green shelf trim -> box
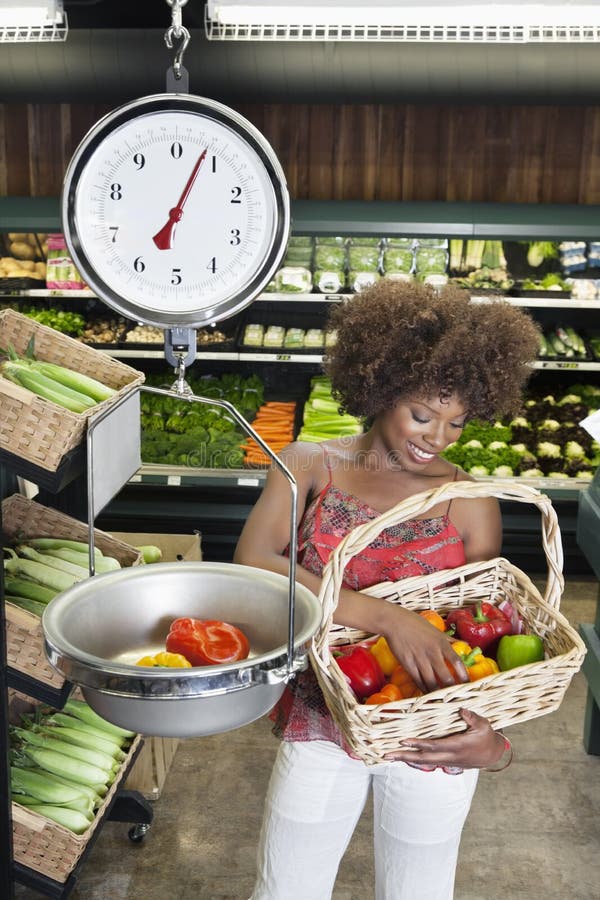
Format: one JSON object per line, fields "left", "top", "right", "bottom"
{"left": 2, "top": 196, "right": 600, "bottom": 240}
{"left": 290, "top": 199, "right": 600, "bottom": 240}
{"left": 0, "top": 196, "right": 61, "bottom": 230}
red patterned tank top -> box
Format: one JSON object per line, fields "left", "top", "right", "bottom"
{"left": 272, "top": 453, "right": 466, "bottom": 748}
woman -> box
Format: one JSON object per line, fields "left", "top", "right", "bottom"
{"left": 235, "top": 280, "right": 540, "bottom": 900}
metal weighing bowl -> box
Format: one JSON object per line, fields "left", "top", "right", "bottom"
{"left": 42, "top": 562, "right": 322, "bottom": 738}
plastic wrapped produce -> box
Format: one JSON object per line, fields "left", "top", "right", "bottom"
{"left": 325, "top": 329, "right": 338, "bottom": 347}
{"left": 313, "top": 270, "right": 345, "bottom": 293}
{"left": 263, "top": 325, "right": 285, "bottom": 347}
{"left": 315, "top": 236, "right": 346, "bottom": 246}
{"left": 415, "top": 238, "right": 449, "bottom": 249}
{"left": 348, "top": 236, "right": 381, "bottom": 247}
{"left": 587, "top": 242, "right": 600, "bottom": 268}
{"left": 314, "top": 245, "right": 346, "bottom": 270}
{"left": 243, "top": 323, "right": 265, "bottom": 346}
{"left": 386, "top": 237, "right": 414, "bottom": 249}
{"left": 288, "top": 235, "right": 314, "bottom": 247}
{"left": 275, "top": 266, "right": 313, "bottom": 293}
{"left": 566, "top": 279, "right": 599, "bottom": 300}
{"left": 304, "top": 328, "right": 325, "bottom": 348}
{"left": 347, "top": 245, "right": 380, "bottom": 272}
{"left": 347, "top": 271, "right": 380, "bottom": 293}
{"left": 414, "top": 247, "right": 448, "bottom": 275}
{"left": 284, "top": 327, "right": 305, "bottom": 348}
{"left": 559, "top": 242, "right": 587, "bottom": 274}
{"left": 382, "top": 248, "right": 414, "bottom": 275}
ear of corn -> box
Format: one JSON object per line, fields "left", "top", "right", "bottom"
{"left": 24, "top": 360, "right": 116, "bottom": 402}
{"left": 4, "top": 595, "right": 47, "bottom": 616}
{"left": 27, "top": 538, "right": 104, "bottom": 558}
{"left": 18, "top": 803, "right": 93, "bottom": 834}
{"left": 41, "top": 547, "right": 121, "bottom": 573}
{"left": 3, "top": 576, "right": 58, "bottom": 604}
{"left": 63, "top": 698, "right": 135, "bottom": 739}
{"left": 3, "top": 548, "right": 80, "bottom": 592}
{"left": 2, "top": 361, "right": 97, "bottom": 413}
{"left": 15, "top": 545, "right": 89, "bottom": 579}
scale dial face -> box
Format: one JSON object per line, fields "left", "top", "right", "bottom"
{"left": 62, "top": 95, "right": 290, "bottom": 328}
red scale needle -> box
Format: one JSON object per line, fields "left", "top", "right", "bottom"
{"left": 153, "top": 148, "right": 208, "bottom": 250}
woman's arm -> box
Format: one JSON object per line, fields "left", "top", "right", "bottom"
{"left": 235, "top": 445, "right": 472, "bottom": 692}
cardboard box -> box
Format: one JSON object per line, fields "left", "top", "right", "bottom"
{"left": 109, "top": 531, "right": 202, "bottom": 562}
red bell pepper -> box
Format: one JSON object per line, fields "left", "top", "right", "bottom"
{"left": 334, "top": 645, "right": 385, "bottom": 700}
{"left": 445, "top": 601, "right": 512, "bottom": 653}
{"left": 166, "top": 617, "right": 250, "bottom": 666}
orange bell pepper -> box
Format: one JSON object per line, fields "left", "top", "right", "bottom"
{"left": 419, "top": 609, "right": 447, "bottom": 632}
{"left": 364, "top": 683, "right": 405, "bottom": 704}
{"left": 390, "top": 664, "right": 423, "bottom": 698}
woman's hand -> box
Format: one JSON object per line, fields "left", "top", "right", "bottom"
{"left": 383, "top": 708, "right": 507, "bottom": 769}
{"left": 378, "top": 604, "right": 469, "bottom": 692}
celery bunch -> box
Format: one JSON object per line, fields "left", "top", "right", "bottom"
{"left": 297, "top": 377, "right": 363, "bottom": 443}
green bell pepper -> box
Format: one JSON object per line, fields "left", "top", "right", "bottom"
{"left": 496, "top": 634, "right": 545, "bottom": 671}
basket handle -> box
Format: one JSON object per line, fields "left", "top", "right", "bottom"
{"left": 316, "top": 478, "right": 563, "bottom": 634}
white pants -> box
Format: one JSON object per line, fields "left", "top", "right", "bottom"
{"left": 250, "top": 740, "right": 479, "bottom": 900}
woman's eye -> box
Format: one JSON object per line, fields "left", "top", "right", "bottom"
{"left": 451, "top": 422, "right": 466, "bottom": 430}
{"left": 412, "top": 413, "right": 429, "bottom": 424}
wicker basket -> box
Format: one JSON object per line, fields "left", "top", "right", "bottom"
{"left": 9, "top": 691, "right": 142, "bottom": 883}
{"left": 0, "top": 308, "right": 144, "bottom": 471}
{"left": 3, "top": 493, "right": 142, "bottom": 689}
{"left": 310, "top": 480, "right": 587, "bottom": 765}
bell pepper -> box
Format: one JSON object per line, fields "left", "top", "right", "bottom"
{"left": 364, "top": 682, "right": 405, "bottom": 704}
{"left": 496, "top": 633, "right": 545, "bottom": 670}
{"left": 445, "top": 601, "right": 512, "bottom": 653}
{"left": 166, "top": 617, "right": 250, "bottom": 666}
{"left": 135, "top": 651, "right": 192, "bottom": 668}
{"left": 369, "top": 636, "right": 400, "bottom": 676}
{"left": 390, "top": 664, "right": 423, "bottom": 698}
{"left": 447, "top": 640, "right": 499, "bottom": 682}
{"left": 419, "top": 609, "right": 447, "bottom": 632}
{"left": 334, "top": 645, "right": 385, "bottom": 700}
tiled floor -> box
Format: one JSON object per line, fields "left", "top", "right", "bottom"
{"left": 11, "top": 579, "right": 600, "bottom": 900}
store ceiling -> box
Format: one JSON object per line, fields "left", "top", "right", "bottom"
{"left": 3, "top": 0, "right": 600, "bottom": 104}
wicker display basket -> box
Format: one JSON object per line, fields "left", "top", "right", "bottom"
{"left": 310, "top": 480, "right": 587, "bottom": 765}
{"left": 0, "top": 308, "right": 144, "bottom": 471}
{"left": 3, "top": 493, "right": 142, "bottom": 689}
{"left": 9, "top": 690, "right": 142, "bottom": 884}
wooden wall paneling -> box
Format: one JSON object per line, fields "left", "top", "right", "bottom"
{"left": 27, "top": 104, "right": 67, "bottom": 196}
{"left": 479, "top": 106, "right": 517, "bottom": 203}
{"left": 539, "top": 106, "right": 581, "bottom": 205}
{"left": 2, "top": 105, "right": 31, "bottom": 196}
{"left": 327, "top": 105, "right": 380, "bottom": 201}
{"left": 442, "top": 105, "right": 488, "bottom": 202}
{"left": 306, "top": 105, "right": 337, "bottom": 200}
{"left": 376, "top": 106, "right": 407, "bottom": 201}
{"left": 399, "top": 105, "right": 446, "bottom": 201}
{"left": 578, "top": 106, "right": 600, "bottom": 206}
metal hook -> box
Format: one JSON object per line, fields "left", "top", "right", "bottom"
{"left": 165, "top": 24, "right": 191, "bottom": 79}
{"left": 164, "top": 0, "right": 190, "bottom": 80}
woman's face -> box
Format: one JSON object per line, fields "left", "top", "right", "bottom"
{"left": 376, "top": 394, "right": 467, "bottom": 470}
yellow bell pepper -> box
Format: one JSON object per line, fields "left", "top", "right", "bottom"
{"left": 135, "top": 651, "right": 192, "bottom": 668}
{"left": 449, "top": 640, "right": 499, "bottom": 682}
{"left": 369, "top": 636, "right": 400, "bottom": 676}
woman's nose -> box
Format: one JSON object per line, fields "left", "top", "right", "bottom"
{"left": 424, "top": 422, "right": 448, "bottom": 449}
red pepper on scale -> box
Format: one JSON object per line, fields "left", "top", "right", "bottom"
{"left": 445, "top": 601, "right": 512, "bottom": 654}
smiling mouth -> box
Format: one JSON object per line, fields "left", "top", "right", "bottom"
{"left": 407, "top": 441, "right": 436, "bottom": 462}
